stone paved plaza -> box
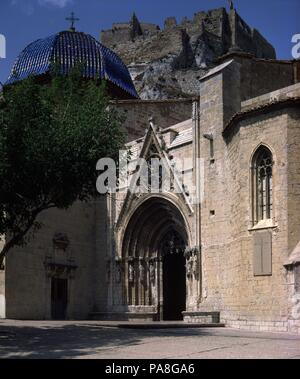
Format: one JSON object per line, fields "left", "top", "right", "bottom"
{"left": 0, "top": 320, "right": 299, "bottom": 359}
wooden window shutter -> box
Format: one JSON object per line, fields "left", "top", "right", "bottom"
{"left": 253, "top": 231, "right": 272, "bottom": 276}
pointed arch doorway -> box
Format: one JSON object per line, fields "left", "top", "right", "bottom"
{"left": 121, "top": 196, "right": 189, "bottom": 321}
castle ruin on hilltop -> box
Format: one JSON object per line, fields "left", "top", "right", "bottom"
{"left": 101, "top": 6, "right": 276, "bottom": 99}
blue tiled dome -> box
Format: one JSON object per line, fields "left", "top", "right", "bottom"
{"left": 6, "top": 30, "right": 138, "bottom": 99}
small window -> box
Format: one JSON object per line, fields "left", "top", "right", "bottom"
{"left": 252, "top": 146, "right": 273, "bottom": 224}
{"left": 210, "top": 140, "right": 215, "bottom": 163}
{"left": 203, "top": 134, "right": 214, "bottom": 163}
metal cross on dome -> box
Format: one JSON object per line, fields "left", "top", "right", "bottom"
{"left": 66, "top": 12, "right": 80, "bottom": 31}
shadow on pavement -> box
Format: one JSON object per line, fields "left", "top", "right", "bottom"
{"left": 0, "top": 323, "right": 213, "bottom": 359}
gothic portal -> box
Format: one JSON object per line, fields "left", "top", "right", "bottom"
{"left": 118, "top": 197, "right": 190, "bottom": 321}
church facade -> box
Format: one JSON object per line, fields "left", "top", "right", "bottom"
{"left": 1, "top": 7, "right": 300, "bottom": 334}
{"left": 98, "top": 55, "right": 300, "bottom": 333}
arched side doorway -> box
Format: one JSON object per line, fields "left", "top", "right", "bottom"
{"left": 121, "top": 197, "right": 189, "bottom": 321}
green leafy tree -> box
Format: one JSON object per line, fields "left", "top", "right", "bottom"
{"left": 0, "top": 69, "right": 125, "bottom": 266}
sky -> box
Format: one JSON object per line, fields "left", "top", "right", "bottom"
{"left": 0, "top": 0, "right": 299, "bottom": 84}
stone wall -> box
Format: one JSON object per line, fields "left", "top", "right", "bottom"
{"left": 234, "top": 55, "right": 297, "bottom": 102}
{"left": 5, "top": 201, "right": 98, "bottom": 320}
{"left": 222, "top": 110, "right": 289, "bottom": 330}
{"left": 101, "top": 21, "right": 159, "bottom": 48}
{"left": 230, "top": 10, "right": 275, "bottom": 58}
{"left": 112, "top": 99, "right": 194, "bottom": 140}
{"left": 286, "top": 107, "right": 300, "bottom": 334}
{"left": 198, "top": 62, "right": 300, "bottom": 333}
{"left": 198, "top": 63, "right": 235, "bottom": 317}
{"left": 93, "top": 196, "right": 110, "bottom": 313}
{"left": 242, "top": 82, "right": 300, "bottom": 111}
{"left": 287, "top": 106, "right": 300, "bottom": 256}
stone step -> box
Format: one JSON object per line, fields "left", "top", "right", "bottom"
{"left": 90, "top": 312, "right": 157, "bottom": 322}
{"left": 89, "top": 310, "right": 224, "bottom": 329}
{"left": 90, "top": 311, "right": 222, "bottom": 325}
{"left": 89, "top": 321, "right": 225, "bottom": 330}
{"left": 183, "top": 311, "right": 221, "bottom": 324}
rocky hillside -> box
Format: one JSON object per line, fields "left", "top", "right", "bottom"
{"left": 101, "top": 7, "right": 276, "bottom": 100}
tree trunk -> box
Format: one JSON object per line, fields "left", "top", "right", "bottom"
{"left": 0, "top": 205, "right": 56, "bottom": 267}
{"left": 0, "top": 224, "right": 35, "bottom": 267}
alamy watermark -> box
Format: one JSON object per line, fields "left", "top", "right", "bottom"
{"left": 292, "top": 34, "right": 300, "bottom": 59}
{"left": 96, "top": 151, "right": 205, "bottom": 205}
{"left": 0, "top": 34, "right": 6, "bottom": 59}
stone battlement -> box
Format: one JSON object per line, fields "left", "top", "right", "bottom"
{"left": 101, "top": 7, "right": 276, "bottom": 62}
{"left": 101, "top": 16, "right": 160, "bottom": 48}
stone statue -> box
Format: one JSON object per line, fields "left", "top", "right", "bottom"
{"left": 193, "top": 254, "right": 198, "bottom": 278}
{"left": 149, "top": 261, "right": 156, "bottom": 283}
{"left": 139, "top": 261, "right": 145, "bottom": 284}
{"left": 129, "top": 262, "right": 135, "bottom": 283}
{"left": 187, "top": 258, "right": 193, "bottom": 279}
